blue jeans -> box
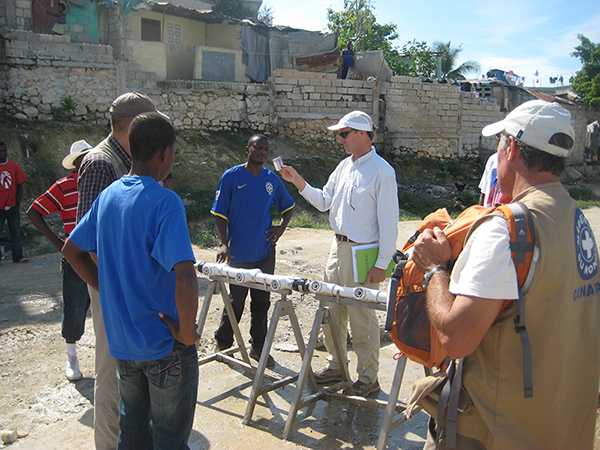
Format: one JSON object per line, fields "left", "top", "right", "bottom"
{"left": 117, "top": 342, "right": 199, "bottom": 450}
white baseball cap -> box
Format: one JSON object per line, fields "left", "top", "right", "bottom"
{"left": 327, "top": 110, "right": 374, "bottom": 132}
{"left": 481, "top": 99, "right": 574, "bottom": 157}
{"left": 62, "top": 139, "right": 93, "bottom": 170}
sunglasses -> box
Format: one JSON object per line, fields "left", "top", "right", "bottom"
{"left": 337, "top": 129, "right": 356, "bottom": 139}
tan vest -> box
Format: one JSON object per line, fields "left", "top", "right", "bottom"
{"left": 458, "top": 183, "right": 600, "bottom": 450}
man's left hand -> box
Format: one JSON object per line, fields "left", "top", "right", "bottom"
{"left": 412, "top": 227, "right": 452, "bottom": 271}
{"left": 367, "top": 266, "right": 386, "bottom": 284}
{"left": 267, "top": 225, "right": 285, "bottom": 243}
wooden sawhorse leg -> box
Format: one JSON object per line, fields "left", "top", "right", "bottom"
{"left": 376, "top": 355, "right": 407, "bottom": 450}
{"left": 282, "top": 301, "right": 351, "bottom": 439}
{"left": 243, "top": 295, "right": 317, "bottom": 424}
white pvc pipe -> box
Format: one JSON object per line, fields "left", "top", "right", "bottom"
{"left": 197, "top": 262, "right": 387, "bottom": 304}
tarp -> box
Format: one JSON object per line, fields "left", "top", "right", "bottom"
{"left": 241, "top": 24, "right": 270, "bottom": 82}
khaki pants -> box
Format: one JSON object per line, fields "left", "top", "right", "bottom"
{"left": 89, "top": 286, "right": 119, "bottom": 450}
{"left": 322, "top": 239, "right": 380, "bottom": 384}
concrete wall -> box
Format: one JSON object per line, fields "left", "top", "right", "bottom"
{"left": 1, "top": 30, "right": 116, "bottom": 122}
{"left": 1, "top": 26, "right": 594, "bottom": 165}
{"left": 127, "top": 40, "right": 167, "bottom": 80}
{"left": 272, "top": 69, "right": 374, "bottom": 118}
{"left": 385, "top": 76, "right": 504, "bottom": 159}
{"left": 205, "top": 23, "right": 241, "bottom": 50}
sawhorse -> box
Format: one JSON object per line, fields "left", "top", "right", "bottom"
{"left": 196, "top": 277, "right": 316, "bottom": 421}
{"left": 281, "top": 293, "right": 413, "bottom": 450}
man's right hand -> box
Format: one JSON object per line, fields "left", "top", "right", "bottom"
{"left": 216, "top": 244, "right": 229, "bottom": 263}
{"left": 279, "top": 165, "right": 306, "bottom": 191}
{"left": 159, "top": 312, "right": 200, "bottom": 346}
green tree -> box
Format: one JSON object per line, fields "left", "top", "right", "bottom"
{"left": 432, "top": 41, "right": 480, "bottom": 80}
{"left": 327, "top": 0, "right": 403, "bottom": 73}
{"left": 396, "top": 40, "right": 437, "bottom": 78}
{"left": 571, "top": 34, "right": 600, "bottom": 108}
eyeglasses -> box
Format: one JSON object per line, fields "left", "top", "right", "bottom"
{"left": 337, "top": 129, "right": 356, "bottom": 139}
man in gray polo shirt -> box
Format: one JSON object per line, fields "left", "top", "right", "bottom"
{"left": 281, "top": 111, "right": 399, "bottom": 397}
{"left": 76, "top": 92, "right": 157, "bottom": 450}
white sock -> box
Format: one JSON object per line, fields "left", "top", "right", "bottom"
{"left": 66, "top": 343, "right": 77, "bottom": 357}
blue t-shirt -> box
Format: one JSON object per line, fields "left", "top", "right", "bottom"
{"left": 70, "top": 176, "right": 195, "bottom": 361}
{"left": 211, "top": 165, "right": 295, "bottom": 263}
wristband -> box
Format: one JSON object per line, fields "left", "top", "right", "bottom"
{"left": 422, "top": 265, "right": 448, "bottom": 289}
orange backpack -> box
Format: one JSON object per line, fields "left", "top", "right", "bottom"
{"left": 386, "top": 203, "right": 536, "bottom": 386}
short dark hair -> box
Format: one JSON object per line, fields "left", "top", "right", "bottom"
{"left": 517, "top": 140, "right": 565, "bottom": 176}
{"left": 248, "top": 134, "right": 268, "bottom": 146}
{"left": 129, "top": 113, "right": 175, "bottom": 162}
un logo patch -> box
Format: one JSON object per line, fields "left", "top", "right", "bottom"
{"left": 265, "top": 182, "right": 273, "bottom": 195}
{"left": 575, "top": 208, "right": 598, "bottom": 280}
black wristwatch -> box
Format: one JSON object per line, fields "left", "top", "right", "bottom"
{"left": 422, "top": 265, "right": 448, "bottom": 289}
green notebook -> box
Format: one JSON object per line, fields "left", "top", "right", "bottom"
{"left": 351, "top": 243, "right": 395, "bottom": 283}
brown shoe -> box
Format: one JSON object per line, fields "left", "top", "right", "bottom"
{"left": 347, "top": 380, "right": 380, "bottom": 397}
{"left": 313, "top": 367, "right": 343, "bottom": 385}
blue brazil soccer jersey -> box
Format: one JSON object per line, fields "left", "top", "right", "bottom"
{"left": 70, "top": 176, "right": 195, "bottom": 360}
{"left": 211, "top": 164, "right": 295, "bottom": 263}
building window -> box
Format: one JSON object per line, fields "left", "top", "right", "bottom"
{"left": 141, "top": 18, "right": 161, "bottom": 42}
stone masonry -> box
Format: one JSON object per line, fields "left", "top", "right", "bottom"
{"left": 2, "top": 29, "right": 587, "bottom": 162}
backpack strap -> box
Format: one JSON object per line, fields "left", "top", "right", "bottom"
{"left": 434, "top": 358, "right": 465, "bottom": 449}
{"left": 497, "top": 201, "right": 536, "bottom": 398}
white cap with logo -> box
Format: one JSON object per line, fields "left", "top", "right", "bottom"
{"left": 327, "top": 110, "right": 374, "bottom": 132}
{"left": 482, "top": 99, "right": 575, "bottom": 157}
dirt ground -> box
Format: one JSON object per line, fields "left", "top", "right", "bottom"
{"left": 1, "top": 213, "right": 600, "bottom": 449}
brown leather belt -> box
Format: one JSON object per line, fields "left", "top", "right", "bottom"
{"left": 335, "top": 234, "right": 357, "bottom": 243}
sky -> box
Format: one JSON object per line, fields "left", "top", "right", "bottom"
{"left": 261, "top": 0, "right": 600, "bottom": 87}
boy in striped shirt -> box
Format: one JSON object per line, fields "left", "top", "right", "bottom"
{"left": 27, "top": 140, "right": 93, "bottom": 381}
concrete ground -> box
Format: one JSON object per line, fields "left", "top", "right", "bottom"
{"left": 3, "top": 209, "right": 600, "bottom": 449}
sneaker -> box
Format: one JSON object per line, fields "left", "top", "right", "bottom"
{"left": 347, "top": 379, "right": 380, "bottom": 397}
{"left": 249, "top": 347, "right": 276, "bottom": 369}
{"left": 313, "top": 367, "right": 344, "bottom": 385}
{"left": 65, "top": 354, "right": 82, "bottom": 381}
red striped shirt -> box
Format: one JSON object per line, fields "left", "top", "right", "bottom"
{"left": 31, "top": 172, "right": 79, "bottom": 234}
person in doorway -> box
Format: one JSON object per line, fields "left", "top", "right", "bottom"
{"left": 27, "top": 139, "right": 93, "bottom": 381}
{"left": 280, "top": 111, "right": 399, "bottom": 397}
{"left": 211, "top": 135, "right": 295, "bottom": 368}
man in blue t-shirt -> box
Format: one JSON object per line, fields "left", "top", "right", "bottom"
{"left": 63, "top": 113, "right": 199, "bottom": 450}
{"left": 211, "top": 134, "right": 295, "bottom": 367}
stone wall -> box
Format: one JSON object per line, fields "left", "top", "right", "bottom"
{"left": 272, "top": 69, "right": 374, "bottom": 118}
{"left": 0, "top": 0, "right": 32, "bottom": 31}
{"left": 3, "top": 30, "right": 594, "bottom": 164}
{"left": 384, "top": 76, "right": 503, "bottom": 159}
{"left": 151, "top": 80, "right": 271, "bottom": 131}
{"left": 1, "top": 31, "right": 117, "bottom": 122}
{"left": 270, "top": 69, "right": 376, "bottom": 144}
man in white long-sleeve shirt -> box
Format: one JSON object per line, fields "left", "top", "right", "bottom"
{"left": 280, "top": 111, "right": 399, "bottom": 396}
